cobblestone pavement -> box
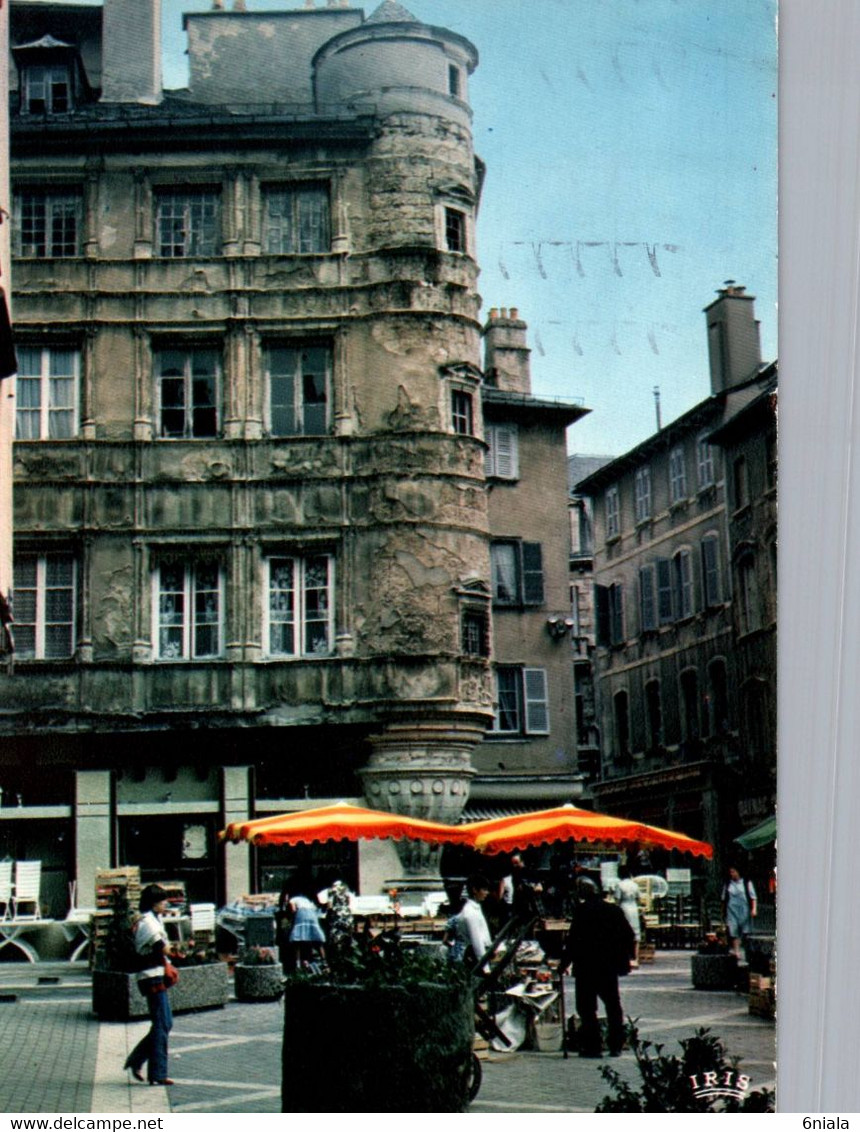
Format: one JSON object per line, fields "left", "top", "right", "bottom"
{"left": 0, "top": 954, "right": 775, "bottom": 1114}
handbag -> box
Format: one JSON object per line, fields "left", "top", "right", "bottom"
{"left": 163, "top": 960, "right": 180, "bottom": 988}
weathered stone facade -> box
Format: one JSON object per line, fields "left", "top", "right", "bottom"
{"left": 1, "top": 0, "right": 584, "bottom": 909}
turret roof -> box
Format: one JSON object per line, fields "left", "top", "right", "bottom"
{"left": 366, "top": 1, "right": 419, "bottom": 25}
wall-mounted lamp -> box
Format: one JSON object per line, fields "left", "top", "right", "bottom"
{"left": 546, "top": 616, "right": 576, "bottom": 640}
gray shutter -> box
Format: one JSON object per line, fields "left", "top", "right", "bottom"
{"left": 656, "top": 558, "right": 673, "bottom": 623}
{"left": 639, "top": 565, "right": 656, "bottom": 631}
{"left": 521, "top": 542, "right": 544, "bottom": 604}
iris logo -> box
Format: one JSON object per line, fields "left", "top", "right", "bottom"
{"left": 689, "top": 1069, "right": 752, "bottom": 1103}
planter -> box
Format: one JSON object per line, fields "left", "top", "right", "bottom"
{"left": 235, "top": 962, "right": 284, "bottom": 1002}
{"left": 92, "top": 963, "right": 230, "bottom": 1020}
{"left": 282, "top": 980, "right": 474, "bottom": 1112}
{"left": 691, "top": 953, "right": 738, "bottom": 990}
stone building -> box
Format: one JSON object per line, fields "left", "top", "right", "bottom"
{"left": 574, "top": 285, "right": 776, "bottom": 898}
{"left": 0, "top": 0, "right": 586, "bottom": 913}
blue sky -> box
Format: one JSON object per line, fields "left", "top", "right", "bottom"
{"left": 161, "top": 0, "right": 777, "bottom": 456}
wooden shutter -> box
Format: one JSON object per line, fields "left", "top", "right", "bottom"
{"left": 521, "top": 542, "right": 544, "bottom": 604}
{"left": 523, "top": 668, "right": 549, "bottom": 733}
{"left": 639, "top": 565, "right": 656, "bottom": 632}
{"left": 702, "top": 536, "right": 720, "bottom": 606}
{"left": 656, "top": 558, "right": 673, "bottom": 623}
{"left": 595, "top": 584, "right": 610, "bottom": 646}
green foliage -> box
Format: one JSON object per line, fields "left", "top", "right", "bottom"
{"left": 285, "top": 925, "right": 468, "bottom": 990}
{"left": 237, "top": 945, "right": 278, "bottom": 966}
{"left": 595, "top": 1021, "right": 775, "bottom": 1113}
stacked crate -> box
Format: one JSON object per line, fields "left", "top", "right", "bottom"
{"left": 92, "top": 866, "right": 141, "bottom": 960}
{"left": 748, "top": 964, "right": 776, "bottom": 1020}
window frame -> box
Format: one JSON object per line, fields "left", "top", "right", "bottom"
{"left": 265, "top": 342, "right": 332, "bottom": 438}
{"left": 13, "top": 189, "right": 82, "bottom": 258}
{"left": 634, "top": 465, "right": 652, "bottom": 523}
{"left": 154, "top": 559, "right": 224, "bottom": 661}
{"left": 155, "top": 189, "right": 220, "bottom": 258}
{"left": 461, "top": 607, "right": 490, "bottom": 658}
{"left": 15, "top": 345, "right": 80, "bottom": 440}
{"left": 444, "top": 206, "right": 468, "bottom": 254}
{"left": 490, "top": 539, "right": 544, "bottom": 607}
{"left": 265, "top": 553, "right": 334, "bottom": 659}
{"left": 263, "top": 183, "right": 331, "bottom": 255}
{"left": 491, "top": 665, "right": 549, "bottom": 735}
{"left": 156, "top": 346, "right": 220, "bottom": 440}
{"left": 12, "top": 551, "right": 77, "bottom": 660}
{"left": 21, "top": 63, "right": 72, "bottom": 115}
{"left": 733, "top": 455, "right": 749, "bottom": 510}
{"left": 451, "top": 388, "right": 474, "bottom": 436}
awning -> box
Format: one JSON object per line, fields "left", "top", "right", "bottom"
{"left": 734, "top": 814, "right": 776, "bottom": 851}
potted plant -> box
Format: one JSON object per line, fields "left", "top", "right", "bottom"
{"left": 92, "top": 896, "right": 230, "bottom": 1020}
{"left": 596, "top": 1021, "right": 774, "bottom": 1111}
{"left": 234, "top": 945, "right": 284, "bottom": 1002}
{"left": 690, "top": 933, "right": 739, "bottom": 991}
{"left": 281, "top": 926, "right": 474, "bottom": 1112}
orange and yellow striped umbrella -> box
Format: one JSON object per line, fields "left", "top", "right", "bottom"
{"left": 219, "top": 801, "right": 474, "bottom": 849}
{"left": 460, "top": 804, "right": 712, "bottom": 858}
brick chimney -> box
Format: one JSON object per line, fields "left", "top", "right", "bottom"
{"left": 101, "top": 0, "right": 162, "bottom": 105}
{"left": 482, "top": 307, "right": 531, "bottom": 394}
{"left": 704, "top": 282, "right": 762, "bottom": 394}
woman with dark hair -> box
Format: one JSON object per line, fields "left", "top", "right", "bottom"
{"left": 123, "top": 884, "right": 175, "bottom": 1086}
{"left": 722, "top": 864, "right": 757, "bottom": 960}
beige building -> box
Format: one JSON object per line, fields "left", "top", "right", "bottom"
{"left": 0, "top": 0, "right": 586, "bottom": 914}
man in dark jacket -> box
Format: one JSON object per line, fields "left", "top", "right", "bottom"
{"left": 560, "top": 877, "right": 635, "bottom": 1058}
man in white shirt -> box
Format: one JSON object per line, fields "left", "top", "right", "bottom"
{"left": 453, "top": 874, "right": 492, "bottom": 966}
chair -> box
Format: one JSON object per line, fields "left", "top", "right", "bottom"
{"left": 12, "top": 860, "right": 42, "bottom": 920}
{"left": 0, "top": 860, "right": 11, "bottom": 920}
{"left": 190, "top": 902, "right": 216, "bottom": 943}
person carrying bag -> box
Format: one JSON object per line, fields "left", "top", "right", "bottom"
{"left": 123, "top": 884, "right": 176, "bottom": 1086}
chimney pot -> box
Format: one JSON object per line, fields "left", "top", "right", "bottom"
{"left": 233, "top": 0, "right": 246, "bottom": 9}
{"left": 488, "top": 307, "right": 498, "bottom": 321}
{"left": 510, "top": 307, "right": 519, "bottom": 320}
{"left": 501, "top": 307, "right": 508, "bottom": 319}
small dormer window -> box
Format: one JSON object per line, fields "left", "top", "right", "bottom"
{"left": 23, "top": 64, "right": 72, "bottom": 114}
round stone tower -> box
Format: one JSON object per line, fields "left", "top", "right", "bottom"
{"left": 317, "top": 4, "right": 489, "bottom": 882}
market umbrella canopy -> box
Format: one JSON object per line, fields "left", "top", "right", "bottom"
{"left": 219, "top": 801, "right": 474, "bottom": 848}
{"left": 460, "top": 804, "right": 713, "bottom": 859}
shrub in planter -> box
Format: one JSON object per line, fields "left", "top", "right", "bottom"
{"left": 596, "top": 1021, "right": 774, "bottom": 1112}
{"left": 235, "top": 946, "right": 284, "bottom": 1002}
{"left": 281, "top": 931, "right": 474, "bottom": 1112}
{"left": 91, "top": 900, "right": 229, "bottom": 1019}
{"left": 690, "top": 935, "right": 738, "bottom": 990}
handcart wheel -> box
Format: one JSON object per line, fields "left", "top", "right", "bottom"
{"left": 467, "top": 1051, "right": 483, "bottom": 1102}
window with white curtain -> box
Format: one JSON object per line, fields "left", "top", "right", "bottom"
{"left": 15, "top": 347, "right": 78, "bottom": 440}
{"left": 267, "top": 554, "right": 333, "bottom": 658}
